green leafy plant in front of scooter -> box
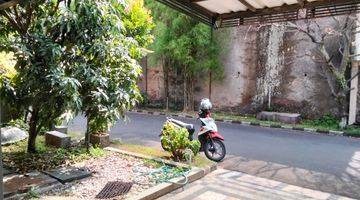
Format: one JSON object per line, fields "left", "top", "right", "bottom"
{"left": 161, "top": 122, "right": 200, "bottom": 161}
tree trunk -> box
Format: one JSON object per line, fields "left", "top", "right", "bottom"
{"left": 27, "top": 109, "right": 39, "bottom": 153}
{"left": 189, "top": 77, "right": 194, "bottom": 111}
{"left": 164, "top": 58, "right": 169, "bottom": 110}
{"left": 183, "top": 68, "right": 194, "bottom": 112}
{"left": 209, "top": 71, "right": 212, "bottom": 100}
{"left": 337, "top": 92, "right": 348, "bottom": 117}
{"left": 85, "top": 117, "right": 90, "bottom": 152}
{"left": 183, "top": 70, "right": 187, "bottom": 111}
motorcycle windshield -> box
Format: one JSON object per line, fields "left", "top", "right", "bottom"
{"left": 199, "top": 117, "right": 218, "bottom": 132}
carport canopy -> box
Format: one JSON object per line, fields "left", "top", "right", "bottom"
{"left": 1, "top": 0, "right": 359, "bottom": 27}
{"left": 155, "top": 0, "right": 360, "bottom": 28}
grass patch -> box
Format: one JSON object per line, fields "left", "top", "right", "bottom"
{"left": 111, "top": 140, "right": 170, "bottom": 158}
{"left": 3, "top": 136, "right": 108, "bottom": 173}
{"left": 344, "top": 126, "right": 360, "bottom": 136}
{"left": 213, "top": 112, "right": 359, "bottom": 134}
{"left": 110, "top": 141, "right": 214, "bottom": 168}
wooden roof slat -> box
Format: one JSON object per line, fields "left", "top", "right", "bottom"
{"left": 238, "top": 0, "right": 256, "bottom": 12}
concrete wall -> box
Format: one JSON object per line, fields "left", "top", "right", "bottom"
{"left": 140, "top": 18, "right": 358, "bottom": 121}
{"left": 358, "top": 78, "right": 360, "bottom": 123}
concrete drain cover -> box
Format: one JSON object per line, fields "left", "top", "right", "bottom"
{"left": 96, "top": 181, "right": 133, "bottom": 199}
{"left": 44, "top": 167, "right": 91, "bottom": 183}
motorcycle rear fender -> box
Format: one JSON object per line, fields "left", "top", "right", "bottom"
{"left": 208, "top": 131, "right": 224, "bottom": 141}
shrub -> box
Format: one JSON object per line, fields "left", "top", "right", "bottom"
{"left": 308, "top": 113, "right": 339, "bottom": 129}
{"left": 160, "top": 122, "right": 200, "bottom": 161}
{"left": 7, "top": 119, "right": 29, "bottom": 131}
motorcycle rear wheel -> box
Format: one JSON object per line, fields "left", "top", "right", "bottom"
{"left": 204, "top": 138, "right": 226, "bottom": 162}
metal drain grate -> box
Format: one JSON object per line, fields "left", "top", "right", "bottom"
{"left": 96, "top": 181, "right": 133, "bottom": 199}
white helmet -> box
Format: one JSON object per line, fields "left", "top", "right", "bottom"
{"left": 199, "top": 98, "right": 212, "bottom": 110}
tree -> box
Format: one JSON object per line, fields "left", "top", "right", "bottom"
{"left": 288, "top": 15, "right": 359, "bottom": 120}
{"left": 145, "top": 1, "right": 222, "bottom": 111}
{"left": 0, "top": 0, "right": 153, "bottom": 152}
{"left": 69, "top": 0, "right": 153, "bottom": 148}
{"left": 0, "top": 1, "right": 81, "bottom": 153}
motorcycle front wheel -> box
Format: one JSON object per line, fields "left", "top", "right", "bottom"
{"left": 204, "top": 138, "right": 226, "bottom": 162}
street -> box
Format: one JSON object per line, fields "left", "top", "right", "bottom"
{"left": 68, "top": 112, "right": 360, "bottom": 199}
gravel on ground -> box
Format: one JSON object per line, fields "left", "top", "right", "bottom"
{"left": 41, "top": 152, "right": 158, "bottom": 200}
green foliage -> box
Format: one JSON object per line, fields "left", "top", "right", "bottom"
{"left": 160, "top": 122, "right": 200, "bottom": 161}
{"left": 150, "top": 165, "right": 189, "bottom": 184}
{"left": 145, "top": 1, "right": 223, "bottom": 110}
{"left": 0, "top": 0, "right": 153, "bottom": 151}
{"left": 2, "top": 136, "right": 107, "bottom": 173}
{"left": 25, "top": 187, "right": 40, "bottom": 199}
{"left": 7, "top": 118, "right": 29, "bottom": 131}
{"left": 122, "top": 0, "right": 154, "bottom": 59}
{"left": 307, "top": 113, "right": 339, "bottom": 129}
{"left": 139, "top": 91, "right": 150, "bottom": 107}
{"left": 146, "top": 1, "right": 222, "bottom": 77}
{"left": 0, "top": 52, "right": 16, "bottom": 78}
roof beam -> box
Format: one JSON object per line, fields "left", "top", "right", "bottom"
{"left": 221, "top": 0, "right": 358, "bottom": 20}
{"left": 238, "top": 0, "right": 256, "bottom": 12}
{"left": 0, "top": 0, "right": 20, "bottom": 10}
{"left": 297, "top": 0, "right": 305, "bottom": 7}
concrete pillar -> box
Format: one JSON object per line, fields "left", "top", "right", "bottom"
{"left": 349, "top": 14, "right": 360, "bottom": 125}
{"left": 349, "top": 62, "right": 359, "bottom": 125}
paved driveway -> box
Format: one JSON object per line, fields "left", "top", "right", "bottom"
{"left": 68, "top": 112, "right": 360, "bottom": 199}
{"left": 158, "top": 169, "right": 354, "bottom": 200}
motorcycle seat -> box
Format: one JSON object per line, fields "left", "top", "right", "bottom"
{"left": 168, "top": 118, "right": 195, "bottom": 135}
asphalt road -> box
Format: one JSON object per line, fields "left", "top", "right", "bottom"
{"left": 69, "top": 112, "right": 360, "bottom": 198}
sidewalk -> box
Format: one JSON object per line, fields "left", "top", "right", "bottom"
{"left": 158, "top": 168, "right": 354, "bottom": 200}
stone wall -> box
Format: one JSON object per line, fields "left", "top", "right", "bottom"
{"left": 139, "top": 18, "right": 357, "bottom": 120}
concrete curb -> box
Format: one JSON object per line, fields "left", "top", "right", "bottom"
{"left": 129, "top": 109, "right": 359, "bottom": 139}
{"left": 105, "top": 147, "right": 217, "bottom": 200}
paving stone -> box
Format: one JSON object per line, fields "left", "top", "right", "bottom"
{"left": 197, "top": 191, "right": 227, "bottom": 200}
{"left": 3, "top": 172, "right": 58, "bottom": 198}
{"left": 282, "top": 185, "right": 331, "bottom": 200}
{"left": 44, "top": 167, "right": 91, "bottom": 183}
{"left": 159, "top": 168, "right": 356, "bottom": 200}
{"left": 45, "top": 131, "right": 71, "bottom": 148}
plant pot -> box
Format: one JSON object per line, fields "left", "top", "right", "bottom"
{"left": 90, "top": 133, "right": 110, "bottom": 148}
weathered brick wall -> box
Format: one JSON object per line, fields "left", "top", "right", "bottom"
{"left": 138, "top": 65, "right": 165, "bottom": 101}
{"left": 140, "top": 17, "right": 353, "bottom": 119}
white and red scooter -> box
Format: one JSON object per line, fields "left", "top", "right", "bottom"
{"left": 160, "top": 99, "right": 226, "bottom": 162}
